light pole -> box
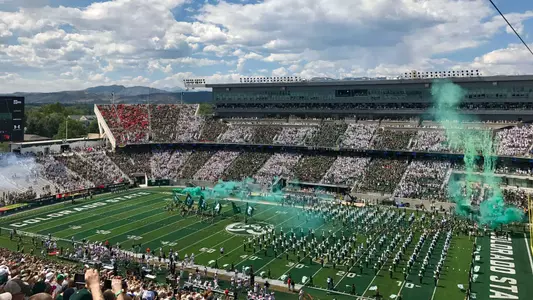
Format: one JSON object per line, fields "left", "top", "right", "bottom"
{"left": 65, "top": 115, "right": 69, "bottom": 140}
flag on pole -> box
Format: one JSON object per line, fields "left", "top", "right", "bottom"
{"left": 246, "top": 203, "right": 254, "bottom": 217}
{"left": 199, "top": 195, "right": 207, "bottom": 210}
{"left": 185, "top": 193, "right": 194, "bottom": 208}
{"left": 173, "top": 193, "right": 181, "bottom": 204}
{"left": 214, "top": 202, "right": 221, "bottom": 215}
{"left": 232, "top": 202, "right": 241, "bottom": 214}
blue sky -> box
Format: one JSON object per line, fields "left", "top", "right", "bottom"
{"left": 0, "top": 0, "right": 532, "bottom": 92}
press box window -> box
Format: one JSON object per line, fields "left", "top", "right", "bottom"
{"left": 335, "top": 90, "right": 351, "bottom": 97}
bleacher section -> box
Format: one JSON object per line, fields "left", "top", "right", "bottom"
{"left": 3, "top": 104, "right": 533, "bottom": 212}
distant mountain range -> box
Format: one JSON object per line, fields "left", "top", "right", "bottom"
{"left": 1, "top": 85, "right": 212, "bottom": 104}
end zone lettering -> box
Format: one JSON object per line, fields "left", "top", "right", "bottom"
{"left": 9, "top": 192, "right": 150, "bottom": 228}
{"left": 489, "top": 233, "right": 519, "bottom": 299}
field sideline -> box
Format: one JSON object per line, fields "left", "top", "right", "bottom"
{"left": 1, "top": 187, "right": 531, "bottom": 300}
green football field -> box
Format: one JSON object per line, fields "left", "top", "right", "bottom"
{"left": 1, "top": 187, "right": 531, "bottom": 300}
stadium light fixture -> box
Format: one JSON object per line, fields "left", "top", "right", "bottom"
{"left": 238, "top": 76, "right": 303, "bottom": 84}
{"left": 183, "top": 78, "right": 206, "bottom": 89}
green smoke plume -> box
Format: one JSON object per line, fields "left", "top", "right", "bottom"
{"left": 431, "top": 80, "right": 524, "bottom": 227}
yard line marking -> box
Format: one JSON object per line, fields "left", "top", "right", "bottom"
{"left": 395, "top": 281, "right": 407, "bottom": 298}
{"left": 305, "top": 286, "right": 373, "bottom": 299}
{"left": 139, "top": 207, "right": 241, "bottom": 247}
{"left": 359, "top": 226, "right": 425, "bottom": 294}
{"left": 231, "top": 213, "right": 305, "bottom": 266}
{"left": 335, "top": 223, "right": 393, "bottom": 290}
{"left": 524, "top": 233, "right": 533, "bottom": 274}
{"left": 54, "top": 197, "right": 166, "bottom": 238}
{"left": 179, "top": 206, "right": 278, "bottom": 253}
{"left": 430, "top": 284, "right": 438, "bottom": 300}
{"left": 256, "top": 222, "right": 330, "bottom": 275}
{"left": 83, "top": 209, "right": 191, "bottom": 241}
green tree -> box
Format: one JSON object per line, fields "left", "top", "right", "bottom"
{"left": 24, "top": 103, "right": 94, "bottom": 138}
{"left": 88, "top": 119, "right": 99, "bottom": 133}
{"left": 54, "top": 119, "right": 87, "bottom": 139}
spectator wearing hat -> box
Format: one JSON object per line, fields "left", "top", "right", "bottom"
{"left": 2, "top": 279, "right": 32, "bottom": 300}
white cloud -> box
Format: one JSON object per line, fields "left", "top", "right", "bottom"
{"left": 0, "top": 0, "right": 532, "bottom": 92}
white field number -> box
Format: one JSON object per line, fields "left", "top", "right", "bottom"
{"left": 397, "top": 281, "right": 415, "bottom": 289}
{"left": 240, "top": 255, "right": 260, "bottom": 260}
{"left": 161, "top": 241, "right": 177, "bottom": 247}
{"left": 285, "top": 262, "right": 304, "bottom": 269}
{"left": 336, "top": 271, "right": 356, "bottom": 278}
{"left": 199, "top": 248, "right": 215, "bottom": 253}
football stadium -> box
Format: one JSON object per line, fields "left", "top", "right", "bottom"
{"left": 1, "top": 73, "right": 533, "bottom": 300}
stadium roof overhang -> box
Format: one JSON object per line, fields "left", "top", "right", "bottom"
{"left": 206, "top": 75, "right": 533, "bottom": 89}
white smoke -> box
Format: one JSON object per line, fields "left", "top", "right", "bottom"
{"left": 0, "top": 153, "right": 40, "bottom": 193}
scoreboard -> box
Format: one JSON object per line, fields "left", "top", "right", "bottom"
{"left": 0, "top": 96, "right": 24, "bottom": 142}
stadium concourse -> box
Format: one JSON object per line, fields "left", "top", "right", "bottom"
{"left": 0, "top": 104, "right": 533, "bottom": 300}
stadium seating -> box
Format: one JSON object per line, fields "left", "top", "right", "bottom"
{"left": 292, "top": 155, "right": 337, "bottom": 183}
{"left": 193, "top": 150, "right": 240, "bottom": 181}
{"left": 97, "top": 104, "right": 150, "bottom": 145}
{"left": 372, "top": 128, "right": 415, "bottom": 150}
{"left": 358, "top": 158, "right": 409, "bottom": 194}
{"left": 4, "top": 108, "right": 533, "bottom": 214}
{"left": 340, "top": 123, "right": 377, "bottom": 149}
{"left": 394, "top": 160, "right": 451, "bottom": 201}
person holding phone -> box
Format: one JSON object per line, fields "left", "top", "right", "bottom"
{"left": 69, "top": 269, "right": 103, "bottom": 300}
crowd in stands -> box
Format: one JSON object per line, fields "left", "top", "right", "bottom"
{"left": 273, "top": 126, "right": 317, "bottom": 146}
{"left": 410, "top": 130, "right": 450, "bottom": 152}
{"left": 254, "top": 153, "right": 301, "bottom": 185}
{"left": 94, "top": 105, "right": 533, "bottom": 162}
{"left": 150, "top": 149, "right": 192, "bottom": 180}
{"left": 500, "top": 188, "right": 531, "bottom": 211}
{"left": 178, "top": 151, "right": 215, "bottom": 180}
{"left": 371, "top": 129, "right": 414, "bottom": 150}
{"left": 496, "top": 124, "right": 533, "bottom": 156}
{"left": 218, "top": 126, "right": 254, "bottom": 144}
{"left": 98, "top": 104, "right": 150, "bottom": 145}
{"left": 394, "top": 161, "right": 451, "bottom": 201}
{"left": 291, "top": 155, "right": 337, "bottom": 183}
{"left": 81, "top": 150, "right": 128, "bottom": 183}
{"left": 193, "top": 151, "right": 240, "bottom": 181}
{"left": 150, "top": 104, "right": 182, "bottom": 143}
{"left": 99, "top": 104, "right": 204, "bottom": 144}
{"left": 221, "top": 152, "right": 271, "bottom": 181}
{"left": 173, "top": 105, "right": 203, "bottom": 143}
{"left": 305, "top": 123, "right": 347, "bottom": 147}
{"left": 358, "top": 159, "right": 408, "bottom": 194}
{"left": 4, "top": 144, "right": 533, "bottom": 208}
{"left": 0, "top": 246, "right": 232, "bottom": 300}
{"left": 108, "top": 152, "right": 152, "bottom": 178}
{"left": 1, "top": 190, "right": 37, "bottom": 206}
{"left": 321, "top": 157, "right": 370, "bottom": 186}
{"left": 250, "top": 126, "right": 281, "bottom": 144}
{"left": 35, "top": 155, "right": 93, "bottom": 193}
{"left": 339, "top": 123, "right": 376, "bottom": 149}
{"left": 198, "top": 119, "right": 228, "bottom": 142}
{"left": 5, "top": 106, "right": 533, "bottom": 207}
{"left": 54, "top": 152, "right": 126, "bottom": 186}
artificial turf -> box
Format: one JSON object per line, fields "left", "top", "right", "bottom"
{"left": 3, "top": 187, "right": 529, "bottom": 300}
